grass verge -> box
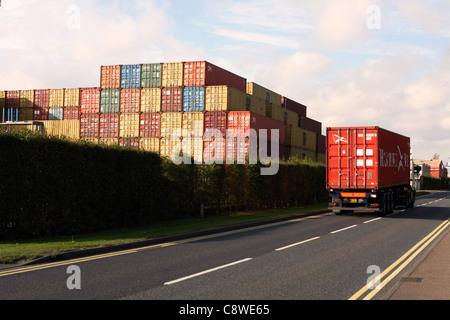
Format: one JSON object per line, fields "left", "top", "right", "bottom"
{"left": 0, "top": 204, "right": 329, "bottom": 265}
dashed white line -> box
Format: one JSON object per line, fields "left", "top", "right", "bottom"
{"left": 331, "top": 225, "right": 357, "bottom": 234}
{"left": 164, "top": 258, "right": 253, "bottom": 285}
{"left": 275, "top": 237, "right": 321, "bottom": 251}
{"left": 364, "top": 217, "right": 382, "bottom": 224}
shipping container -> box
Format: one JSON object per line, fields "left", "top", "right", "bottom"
{"left": 64, "top": 88, "right": 80, "bottom": 107}
{"left": 99, "top": 138, "right": 119, "bottom": 146}
{"left": 181, "top": 137, "right": 204, "bottom": 163}
{"left": 161, "top": 87, "right": 183, "bottom": 112}
{"left": 162, "top": 62, "right": 183, "bottom": 87}
{"left": 120, "top": 88, "right": 140, "bottom": 113}
{"left": 48, "top": 107, "right": 64, "bottom": 120}
{"left": 33, "top": 107, "right": 49, "bottom": 121}
{"left": 205, "top": 86, "right": 248, "bottom": 112}
{"left": 119, "top": 138, "right": 139, "bottom": 149}
{"left": 0, "top": 91, "right": 5, "bottom": 109}
{"left": 183, "top": 87, "right": 205, "bottom": 112}
{"left": 290, "top": 126, "right": 317, "bottom": 151}
{"left": 80, "top": 113, "right": 100, "bottom": 138}
{"left": 100, "top": 89, "right": 120, "bottom": 114}
{"left": 19, "top": 108, "right": 34, "bottom": 122}
{"left": 160, "top": 112, "right": 182, "bottom": 138}
{"left": 303, "top": 117, "right": 322, "bottom": 135}
{"left": 80, "top": 88, "right": 100, "bottom": 114}
{"left": 81, "top": 138, "right": 99, "bottom": 145}
{"left": 140, "top": 88, "right": 161, "bottom": 113}
{"left": 327, "top": 126, "right": 415, "bottom": 216}
{"left": 34, "top": 89, "right": 50, "bottom": 109}
{"left": 182, "top": 112, "right": 204, "bottom": 138}
{"left": 246, "top": 82, "right": 282, "bottom": 107}
{"left": 42, "top": 120, "right": 80, "bottom": 140}
{"left": 121, "top": 64, "right": 141, "bottom": 88}
{"left": 203, "top": 137, "right": 226, "bottom": 162}
{"left": 140, "top": 112, "right": 160, "bottom": 138}
{"left": 120, "top": 113, "right": 140, "bottom": 138}
{"left": 140, "top": 138, "right": 160, "bottom": 153}
{"left": 6, "top": 91, "right": 20, "bottom": 109}
{"left": 49, "top": 89, "right": 64, "bottom": 108}
{"left": 227, "top": 111, "right": 286, "bottom": 144}
{"left": 204, "top": 111, "right": 227, "bottom": 137}
{"left": 184, "top": 61, "right": 247, "bottom": 92}
{"left": 100, "top": 113, "right": 119, "bottom": 138}
{"left": 160, "top": 137, "right": 182, "bottom": 159}
{"left": 281, "top": 96, "right": 307, "bottom": 119}
{"left": 20, "top": 90, "right": 34, "bottom": 108}
{"left": 290, "top": 146, "right": 317, "bottom": 162}
{"left": 101, "top": 65, "right": 121, "bottom": 89}
{"left": 141, "top": 63, "right": 162, "bottom": 88}
{"left": 63, "top": 107, "right": 80, "bottom": 120}
{"left": 247, "top": 94, "right": 267, "bottom": 116}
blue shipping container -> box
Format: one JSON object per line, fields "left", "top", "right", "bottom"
{"left": 121, "top": 65, "right": 141, "bottom": 88}
{"left": 49, "top": 108, "right": 64, "bottom": 120}
{"left": 3, "top": 108, "right": 19, "bottom": 122}
{"left": 183, "top": 87, "right": 205, "bottom": 112}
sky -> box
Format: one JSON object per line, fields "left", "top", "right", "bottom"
{"left": 1, "top": 0, "right": 450, "bottom": 163}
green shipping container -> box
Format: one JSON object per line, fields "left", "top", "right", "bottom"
{"left": 141, "top": 63, "right": 162, "bottom": 88}
{"left": 101, "top": 89, "right": 120, "bottom": 113}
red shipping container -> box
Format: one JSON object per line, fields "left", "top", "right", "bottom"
{"left": 99, "top": 113, "right": 119, "bottom": 138}
{"left": 227, "top": 111, "right": 286, "bottom": 144}
{"left": 80, "top": 113, "right": 100, "bottom": 138}
{"left": 120, "top": 88, "right": 140, "bottom": 113}
{"left": 140, "top": 113, "right": 160, "bottom": 138}
{"left": 303, "top": 117, "right": 322, "bottom": 135}
{"left": 63, "top": 107, "right": 80, "bottom": 120}
{"left": 34, "top": 89, "right": 50, "bottom": 108}
{"left": 326, "top": 126, "right": 411, "bottom": 190}
{"left": 33, "top": 107, "right": 49, "bottom": 120}
{"left": 6, "top": 91, "right": 20, "bottom": 109}
{"left": 80, "top": 88, "right": 100, "bottom": 114}
{"left": 281, "top": 96, "right": 307, "bottom": 118}
{"left": 204, "top": 111, "right": 227, "bottom": 138}
{"left": 204, "top": 137, "right": 226, "bottom": 162}
{"left": 101, "top": 65, "right": 121, "bottom": 89}
{"left": 184, "top": 61, "right": 247, "bottom": 93}
{"left": 161, "top": 87, "right": 183, "bottom": 112}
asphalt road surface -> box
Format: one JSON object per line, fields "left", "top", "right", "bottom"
{"left": 1, "top": 191, "right": 449, "bottom": 302}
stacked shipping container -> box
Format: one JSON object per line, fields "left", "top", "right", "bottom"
{"left": 0, "top": 60, "right": 326, "bottom": 162}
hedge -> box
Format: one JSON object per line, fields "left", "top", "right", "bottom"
{"left": 420, "top": 175, "right": 450, "bottom": 190}
{"left": 0, "top": 130, "right": 327, "bottom": 240}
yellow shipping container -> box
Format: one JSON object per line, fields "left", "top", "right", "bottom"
{"left": 271, "top": 104, "right": 284, "bottom": 122}
{"left": 64, "top": 88, "right": 80, "bottom": 107}
{"left": 160, "top": 112, "right": 182, "bottom": 138}
{"left": 182, "top": 112, "right": 204, "bottom": 138}
{"left": 120, "top": 113, "right": 140, "bottom": 138}
{"left": 205, "top": 86, "right": 248, "bottom": 112}
{"left": 182, "top": 137, "right": 203, "bottom": 164}
{"left": 160, "top": 137, "right": 182, "bottom": 159}
{"left": 162, "top": 62, "right": 184, "bottom": 87}
{"left": 246, "top": 94, "right": 266, "bottom": 116}
{"left": 20, "top": 90, "right": 34, "bottom": 108}
{"left": 141, "top": 88, "right": 161, "bottom": 113}
{"left": 0, "top": 91, "right": 5, "bottom": 109}
{"left": 291, "top": 126, "right": 317, "bottom": 151}
{"left": 140, "top": 138, "right": 160, "bottom": 153}
{"left": 246, "top": 82, "right": 282, "bottom": 107}
{"left": 19, "top": 108, "right": 34, "bottom": 121}
{"left": 49, "top": 89, "right": 64, "bottom": 108}
{"left": 99, "top": 138, "right": 119, "bottom": 146}
{"left": 41, "top": 120, "right": 80, "bottom": 140}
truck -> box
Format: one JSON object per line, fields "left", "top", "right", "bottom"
{"left": 326, "top": 126, "right": 415, "bottom": 216}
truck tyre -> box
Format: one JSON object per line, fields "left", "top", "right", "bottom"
{"left": 379, "top": 194, "right": 387, "bottom": 217}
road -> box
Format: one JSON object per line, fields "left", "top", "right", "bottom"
{"left": 1, "top": 191, "right": 449, "bottom": 302}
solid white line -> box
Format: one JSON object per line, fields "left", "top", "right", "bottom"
{"left": 364, "top": 217, "right": 382, "bottom": 224}
{"left": 164, "top": 258, "right": 253, "bottom": 285}
{"left": 275, "top": 237, "right": 320, "bottom": 251}
{"left": 331, "top": 225, "right": 357, "bottom": 234}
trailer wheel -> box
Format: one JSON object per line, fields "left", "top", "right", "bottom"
{"left": 379, "top": 194, "right": 387, "bottom": 217}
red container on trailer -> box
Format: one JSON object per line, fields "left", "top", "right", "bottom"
{"left": 184, "top": 61, "right": 247, "bottom": 93}
{"left": 326, "top": 126, "right": 411, "bottom": 190}
{"left": 99, "top": 113, "right": 119, "bottom": 138}
{"left": 140, "top": 112, "right": 161, "bottom": 138}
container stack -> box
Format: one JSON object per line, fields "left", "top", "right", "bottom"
{"left": 0, "top": 60, "right": 326, "bottom": 163}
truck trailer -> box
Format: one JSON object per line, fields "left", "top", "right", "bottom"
{"left": 326, "top": 126, "right": 415, "bottom": 216}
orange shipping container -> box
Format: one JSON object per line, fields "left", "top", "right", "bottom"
{"left": 101, "top": 65, "right": 121, "bottom": 89}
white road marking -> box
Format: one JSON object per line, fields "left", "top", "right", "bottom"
{"left": 330, "top": 225, "right": 357, "bottom": 234}
{"left": 275, "top": 237, "right": 321, "bottom": 251}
